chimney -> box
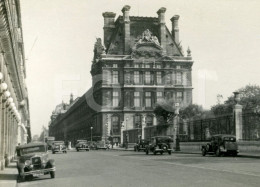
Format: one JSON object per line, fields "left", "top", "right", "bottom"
{"left": 121, "top": 5, "right": 131, "bottom": 54}
{"left": 69, "top": 93, "right": 74, "bottom": 104}
{"left": 157, "top": 7, "right": 167, "bottom": 55}
{"left": 102, "top": 12, "right": 116, "bottom": 49}
{"left": 170, "top": 15, "right": 180, "bottom": 45}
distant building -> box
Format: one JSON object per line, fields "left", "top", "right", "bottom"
{"left": 0, "top": 0, "right": 30, "bottom": 170}
{"left": 49, "top": 5, "right": 193, "bottom": 145}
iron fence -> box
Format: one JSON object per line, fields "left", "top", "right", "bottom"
{"left": 242, "top": 112, "right": 260, "bottom": 140}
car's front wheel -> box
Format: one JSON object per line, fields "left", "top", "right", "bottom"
{"left": 168, "top": 151, "right": 172, "bottom": 155}
{"left": 76, "top": 148, "right": 79, "bottom": 152}
{"left": 50, "top": 171, "right": 55, "bottom": 178}
{"left": 216, "top": 149, "right": 221, "bottom": 157}
{"left": 146, "top": 149, "right": 149, "bottom": 155}
{"left": 153, "top": 150, "right": 156, "bottom": 155}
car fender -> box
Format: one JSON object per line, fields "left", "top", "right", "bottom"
{"left": 46, "top": 159, "right": 55, "bottom": 168}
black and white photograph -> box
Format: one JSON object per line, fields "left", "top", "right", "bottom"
{"left": 0, "top": 0, "right": 260, "bottom": 186}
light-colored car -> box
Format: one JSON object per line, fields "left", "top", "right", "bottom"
{"left": 16, "top": 142, "right": 55, "bottom": 181}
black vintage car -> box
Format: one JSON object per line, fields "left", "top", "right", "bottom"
{"left": 16, "top": 142, "right": 55, "bottom": 181}
{"left": 75, "top": 140, "right": 90, "bottom": 152}
{"left": 145, "top": 136, "right": 173, "bottom": 155}
{"left": 134, "top": 139, "right": 150, "bottom": 152}
{"left": 201, "top": 134, "right": 239, "bottom": 157}
{"left": 52, "top": 141, "right": 67, "bottom": 154}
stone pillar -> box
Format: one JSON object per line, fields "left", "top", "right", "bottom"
{"left": 170, "top": 15, "right": 180, "bottom": 45}
{"left": 157, "top": 7, "right": 167, "bottom": 55}
{"left": 141, "top": 114, "right": 146, "bottom": 139}
{"left": 233, "top": 92, "right": 243, "bottom": 140}
{"left": 102, "top": 12, "right": 116, "bottom": 49}
{"left": 122, "top": 5, "right": 131, "bottom": 54}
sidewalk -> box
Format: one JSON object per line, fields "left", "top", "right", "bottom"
{"left": 0, "top": 161, "right": 18, "bottom": 187}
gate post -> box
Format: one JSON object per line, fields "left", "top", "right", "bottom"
{"left": 233, "top": 92, "right": 243, "bottom": 141}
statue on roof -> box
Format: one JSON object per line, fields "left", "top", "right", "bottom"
{"left": 93, "top": 38, "right": 106, "bottom": 63}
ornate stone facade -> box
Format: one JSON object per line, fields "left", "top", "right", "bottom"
{"left": 0, "top": 0, "right": 30, "bottom": 170}
{"left": 49, "top": 5, "right": 193, "bottom": 145}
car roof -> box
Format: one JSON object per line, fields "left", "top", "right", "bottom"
{"left": 16, "top": 142, "right": 47, "bottom": 149}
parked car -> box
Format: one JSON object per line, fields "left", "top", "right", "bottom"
{"left": 145, "top": 136, "right": 173, "bottom": 155}
{"left": 134, "top": 139, "right": 150, "bottom": 152}
{"left": 75, "top": 140, "right": 89, "bottom": 151}
{"left": 16, "top": 142, "right": 55, "bottom": 181}
{"left": 52, "top": 141, "right": 67, "bottom": 154}
{"left": 201, "top": 134, "right": 239, "bottom": 157}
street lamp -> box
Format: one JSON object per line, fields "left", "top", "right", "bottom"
{"left": 175, "top": 103, "right": 180, "bottom": 151}
{"left": 90, "top": 127, "right": 93, "bottom": 144}
{"left": 125, "top": 117, "right": 128, "bottom": 149}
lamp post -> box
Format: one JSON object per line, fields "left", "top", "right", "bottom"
{"left": 125, "top": 117, "right": 128, "bottom": 149}
{"left": 90, "top": 127, "right": 93, "bottom": 144}
{"left": 175, "top": 103, "right": 180, "bottom": 151}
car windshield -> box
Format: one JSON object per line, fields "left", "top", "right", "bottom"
{"left": 223, "top": 137, "right": 236, "bottom": 142}
{"left": 53, "top": 142, "right": 64, "bottom": 145}
{"left": 19, "top": 146, "right": 46, "bottom": 156}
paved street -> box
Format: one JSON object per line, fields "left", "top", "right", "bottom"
{"left": 17, "top": 150, "right": 260, "bottom": 187}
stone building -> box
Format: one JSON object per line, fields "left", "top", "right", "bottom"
{"left": 0, "top": 0, "right": 30, "bottom": 170}
{"left": 49, "top": 5, "right": 193, "bottom": 145}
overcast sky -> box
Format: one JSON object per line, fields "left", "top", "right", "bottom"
{"left": 20, "top": 0, "right": 260, "bottom": 136}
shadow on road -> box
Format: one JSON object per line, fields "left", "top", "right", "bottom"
{"left": 0, "top": 173, "right": 17, "bottom": 180}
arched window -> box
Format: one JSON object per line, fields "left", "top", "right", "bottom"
{"left": 111, "top": 116, "right": 120, "bottom": 134}
{"left": 146, "top": 115, "right": 153, "bottom": 126}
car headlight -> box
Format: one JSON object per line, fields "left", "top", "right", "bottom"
{"left": 25, "top": 160, "right": 31, "bottom": 166}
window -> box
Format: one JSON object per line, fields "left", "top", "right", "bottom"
{"left": 176, "top": 72, "right": 182, "bottom": 85}
{"left": 134, "top": 64, "right": 140, "bottom": 68}
{"left": 113, "top": 64, "right": 118, "bottom": 68}
{"left": 112, "top": 91, "right": 119, "bottom": 107}
{"left": 156, "top": 92, "right": 163, "bottom": 102}
{"left": 146, "top": 115, "right": 153, "bottom": 126}
{"left": 134, "top": 115, "right": 141, "bottom": 128}
{"left": 165, "top": 92, "right": 172, "bottom": 100}
{"left": 145, "top": 64, "right": 150, "bottom": 68}
{"left": 103, "top": 70, "right": 111, "bottom": 84}
{"left": 134, "top": 92, "right": 141, "bottom": 107}
{"left": 156, "top": 64, "right": 161, "bottom": 69}
{"left": 103, "top": 91, "right": 111, "bottom": 106}
{"left": 145, "top": 72, "right": 151, "bottom": 84}
{"left": 124, "top": 72, "right": 131, "bottom": 84}
{"left": 156, "top": 72, "right": 162, "bottom": 84}
{"left": 145, "top": 92, "right": 152, "bottom": 107}
{"left": 165, "top": 73, "right": 171, "bottom": 85}
{"left": 176, "top": 65, "right": 181, "bottom": 69}
{"left": 134, "top": 71, "right": 140, "bottom": 84}
{"left": 112, "top": 116, "right": 119, "bottom": 134}
{"left": 112, "top": 71, "right": 118, "bottom": 84}
{"left": 176, "top": 92, "right": 183, "bottom": 102}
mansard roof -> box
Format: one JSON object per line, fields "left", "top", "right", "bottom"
{"left": 106, "top": 16, "right": 183, "bottom": 57}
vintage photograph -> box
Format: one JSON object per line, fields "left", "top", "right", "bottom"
{"left": 0, "top": 0, "right": 260, "bottom": 186}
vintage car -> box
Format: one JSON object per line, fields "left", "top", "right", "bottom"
{"left": 16, "top": 142, "right": 55, "bottom": 181}
{"left": 145, "top": 136, "right": 173, "bottom": 155}
{"left": 201, "top": 134, "right": 239, "bottom": 157}
{"left": 52, "top": 141, "right": 67, "bottom": 154}
{"left": 75, "top": 140, "right": 90, "bottom": 151}
{"left": 134, "top": 139, "right": 150, "bottom": 152}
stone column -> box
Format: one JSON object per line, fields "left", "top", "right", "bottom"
{"left": 141, "top": 114, "right": 146, "bottom": 139}
{"left": 233, "top": 92, "right": 243, "bottom": 141}
{"left": 157, "top": 7, "right": 167, "bottom": 55}
{"left": 0, "top": 92, "right": 3, "bottom": 170}
{"left": 122, "top": 5, "right": 131, "bottom": 54}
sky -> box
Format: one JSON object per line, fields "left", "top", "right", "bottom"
{"left": 20, "top": 0, "right": 260, "bottom": 136}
